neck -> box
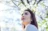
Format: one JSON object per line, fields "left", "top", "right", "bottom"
{"left": 22, "top": 22, "right": 31, "bottom": 29}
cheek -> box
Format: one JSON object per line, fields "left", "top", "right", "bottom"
{"left": 24, "top": 15, "right": 29, "bottom": 20}
{"left": 25, "top": 15, "right": 31, "bottom": 21}
{"left": 26, "top": 15, "right": 31, "bottom": 19}
{"left": 27, "top": 15, "right": 31, "bottom": 21}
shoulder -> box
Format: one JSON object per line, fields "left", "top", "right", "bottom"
{"left": 26, "top": 24, "right": 38, "bottom": 31}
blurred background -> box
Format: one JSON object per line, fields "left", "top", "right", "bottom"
{"left": 0, "top": 0, "right": 48, "bottom": 31}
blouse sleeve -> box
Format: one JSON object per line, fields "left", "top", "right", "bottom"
{"left": 25, "top": 25, "right": 38, "bottom": 31}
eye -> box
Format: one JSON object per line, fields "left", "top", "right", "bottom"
{"left": 25, "top": 13, "right": 28, "bottom": 15}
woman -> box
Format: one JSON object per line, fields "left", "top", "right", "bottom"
{"left": 21, "top": 9, "right": 38, "bottom": 31}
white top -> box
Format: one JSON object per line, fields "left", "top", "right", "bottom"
{"left": 24, "top": 24, "right": 38, "bottom": 31}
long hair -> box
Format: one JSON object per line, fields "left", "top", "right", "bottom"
{"left": 25, "top": 9, "right": 38, "bottom": 29}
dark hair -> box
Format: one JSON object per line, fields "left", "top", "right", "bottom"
{"left": 25, "top": 9, "right": 38, "bottom": 29}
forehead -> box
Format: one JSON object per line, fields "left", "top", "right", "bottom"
{"left": 23, "top": 11, "right": 30, "bottom": 14}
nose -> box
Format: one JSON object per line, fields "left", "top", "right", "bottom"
{"left": 22, "top": 16, "right": 24, "bottom": 18}
{"left": 22, "top": 14, "right": 24, "bottom": 17}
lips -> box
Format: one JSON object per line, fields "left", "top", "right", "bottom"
{"left": 21, "top": 17, "right": 25, "bottom": 20}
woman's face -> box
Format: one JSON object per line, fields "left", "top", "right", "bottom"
{"left": 21, "top": 11, "right": 32, "bottom": 24}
